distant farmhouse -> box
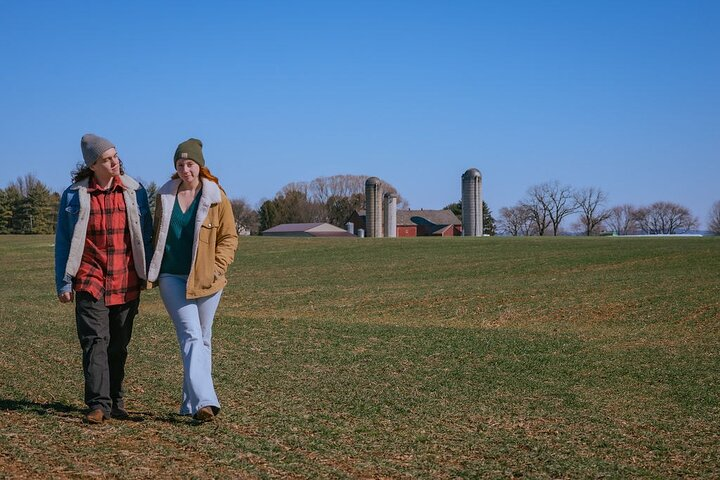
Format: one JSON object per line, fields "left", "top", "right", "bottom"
{"left": 354, "top": 169, "right": 482, "bottom": 237}
{"left": 348, "top": 209, "right": 462, "bottom": 237}
{"left": 262, "top": 223, "right": 355, "bottom": 237}
{"left": 264, "top": 168, "right": 482, "bottom": 238}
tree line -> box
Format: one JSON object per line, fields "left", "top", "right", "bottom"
{"left": 0, "top": 175, "right": 59, "bottom": 234}
{"left": 497, "top": 180, "right": 718, "bottom": 236}
{"left": 2, "top": 174, "right": 719, "bottom": 236}
{"left": 255, "top": 174, "right": 407, "bottom": 234}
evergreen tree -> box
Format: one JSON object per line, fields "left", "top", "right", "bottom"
{"left": 6, "top": 175, "right": 58, "bottom": 234}
{"left": 0, "top": 189, "right": 13, "bottom": 234}
{"left": 21, "top": 182, "right": 56, "bottom": 233}
{"left": 258, "top": 200, "right": 279, "bottom": 233}
{"left": 326, "top": 192, "right": 364, "bottom": 227}
{"left": 444, "top": 201, "right": 461, "bottom": 218}
{"left": 483, "top": 201, "right": 496, "bottom": 236}
{"left": 145, "top": 181, "right": 158, "bottom": 215}
{"left": 4, "top": 184, "right": 23, "bottom": 233}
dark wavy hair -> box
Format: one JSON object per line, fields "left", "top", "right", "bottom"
{"left": 71, "top": 159, "right": 125, "bottom": 183}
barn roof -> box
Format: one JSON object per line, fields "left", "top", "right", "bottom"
{"left": 263, "top": 223, "right": 354, "bottom": 237}
{"left": 431, "top": 224, "right": 455, "bottom": 236}
{"left": 396, "top": 209, "right": 461, "bottom": 226}
{"left": 351, "top": 209, "right": 461, "bottom": 229}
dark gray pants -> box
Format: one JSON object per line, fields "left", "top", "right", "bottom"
{"left": 75, "top": 292, "right": 139, "bottom": 415}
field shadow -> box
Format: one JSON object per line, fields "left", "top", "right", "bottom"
{"left": 125, "top": 411, "right": 203, "bottom": 425}
{"left": 0, "top": 399, "right": 210, "bottom": 426}
{"left": 0, "top": 399, "right": 85, "bottom": 416}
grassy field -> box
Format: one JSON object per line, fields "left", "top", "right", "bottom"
{"left": 0, "top": 234, "right": 718, "bottom": 479}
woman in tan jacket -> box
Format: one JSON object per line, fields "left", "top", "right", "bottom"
{"left": 147, "top": 138, "right": 238, "bottom": 422}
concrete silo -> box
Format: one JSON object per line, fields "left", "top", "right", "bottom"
{"left": 461, "top": 168, "right": 482, "bottom": 236}
{"left": 383, "top": 193, "right": 397, "bottom": 237}
{"left": 365, "top": 177, "right": 383, "bottom": 237}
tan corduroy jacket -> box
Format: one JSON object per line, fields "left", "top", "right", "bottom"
{"left": 147, "top": 178, "right": 238, "bottom": 299}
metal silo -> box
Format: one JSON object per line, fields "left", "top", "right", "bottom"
{"left": 365, "top": 177, "right": 383, "bottom": 237}
{"left": 461, "top": 168, "right": 482, "bottom": 236}
{"left": 383, "top": 193, "right": 397, "bottom": 237}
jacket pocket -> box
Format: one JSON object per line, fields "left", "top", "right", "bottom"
{"left": 199, "top": 222, "right": 218, "bottom": 244}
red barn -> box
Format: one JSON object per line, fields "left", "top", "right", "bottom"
{"left": 348, "top": 209, "right": 461, "bottom": 237}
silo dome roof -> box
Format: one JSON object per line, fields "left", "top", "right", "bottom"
{"left": 462, "top": 168, "right": 482, "bottom": 179}
{"left": 365, "top": 176, "right": 382, "bottom": 186}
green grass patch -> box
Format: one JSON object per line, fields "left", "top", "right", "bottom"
{"left": 1, "top": 235, "right": 718, "bottom": 478}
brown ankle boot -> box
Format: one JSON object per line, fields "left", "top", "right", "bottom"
{"left": 194, "top": 406, "right": 215, "bottom": 422}
{"left": 84, "top": 408, "right": 107, "bottom": 424}
{"left": 111, "top": 406, "right": 129, "bottom": 419}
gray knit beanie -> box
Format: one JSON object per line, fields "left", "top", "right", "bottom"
{"left": 81, "top": 134, "right": 115, "bottom": 167}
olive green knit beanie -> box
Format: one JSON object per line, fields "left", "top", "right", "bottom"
{"left": 173, "top": 138, "right": 205, "bottom": 167}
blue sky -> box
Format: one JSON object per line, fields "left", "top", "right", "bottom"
{"left": 1, "top": 0, "right": 718, "bottom": 228}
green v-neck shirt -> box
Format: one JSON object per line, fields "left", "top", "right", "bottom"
{"left": 160, "top": 190, "right": 202, "bottom": 275}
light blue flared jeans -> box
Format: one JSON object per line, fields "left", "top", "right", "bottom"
{"left": 159, "top": 273, "right": 222, "bottom": 416}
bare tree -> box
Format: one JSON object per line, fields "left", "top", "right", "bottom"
{"left": 9, "top": 174, "right": 47, "bottom": 197}
{"left": 634, "top": 202, "right": 699, "bottom": 234}
{"left": 520, "top": 196, "right": 550, "bottom": 235}
{"left": 310, "top": 176, "right": 333, "bottom": 205}
{"left": 280, "top": 181, "right": 311, "bottom": 198}
{"left": 606, "top": 204, "right": 637, "bottom": 235}
{"left": 274, "top": 174, "right": 409, "bottom": 227}
{"left": 230, "top": 197, "right": 259, "bottom": 235}
{"left": 544, "top": 181, "right": 577, "bottom": 235}
{"left": 281, "top": 175, "right": 408, "bottom": 208}
{"left": 709, "top": 201, "right": 720, "bottom": 235}
{"left": 499, "top": 204, "right": 535, "bottom": 236}
{"left": 522, "top": 181, "right": 575, "bottom": 235}
{"left": 573, "top": 187, "right": 611, "bottom": 236}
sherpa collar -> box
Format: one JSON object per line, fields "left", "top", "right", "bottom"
{"left": 157, "top": 177, "right": 222, "bottom": 204}
{"left": 70, "top": 174, "right": 141, "bottom": 191}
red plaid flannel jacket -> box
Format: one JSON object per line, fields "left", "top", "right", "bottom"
{"left": 73, "top": 176, "right": 140, "bottom": 306}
